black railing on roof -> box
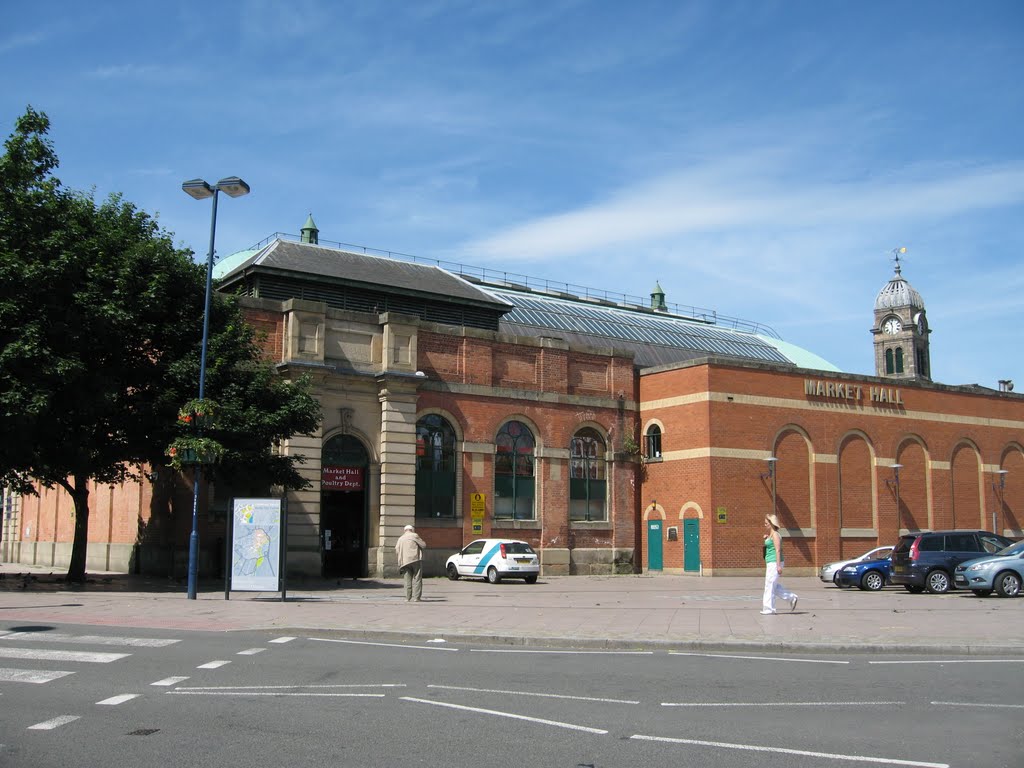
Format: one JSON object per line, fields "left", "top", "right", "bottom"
{"left": 245, "top": 232, "right": 781, "bottom": 339}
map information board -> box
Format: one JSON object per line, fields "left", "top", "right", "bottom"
{"left": 230, "top": 498, "right": 283, "bottom": 592}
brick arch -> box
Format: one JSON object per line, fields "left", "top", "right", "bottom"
{"left": 837, "top": 431, "right": 875, "bottom": 531}
{"left": 643, "top": 502, "right": 665, "bottom": 521}
{"left": 895, "top": 436, "right": 929, "bottom": 533}
{"left": 416, "top": 407, "right": 465, "bottom": 442}
{"left": 678, "top": 501, "right": 704, "bottom": 520}
{"left": 772, "top": 426, "right": 814, "bottom": 569}
{"left": 950, "top": 440, "right": 983, "bottom": 530}
{"left": 997, "top": 443, "right": 1023, "bottom": 535}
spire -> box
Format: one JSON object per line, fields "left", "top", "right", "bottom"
{"left": 651, "top": 280, "right": 667, "bottom": 311}
{"left": 301, "top": 213, "right": 319, "bottom": 245}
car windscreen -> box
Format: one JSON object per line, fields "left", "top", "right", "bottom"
{"left": 995, "top": 540, "right": 1024, "bottom": 557}
{"left": 504, "top": 542, "right": 535, "bottom": 555}
{"left": 892, "top": 535, "right": 917, "bottom": 554}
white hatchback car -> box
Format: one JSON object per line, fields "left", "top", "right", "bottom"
{"left": 819, "top": 545, "right": 894, "bottom": 585}
{"left": 445, "top": 539, "right": 540, "bottom": 584}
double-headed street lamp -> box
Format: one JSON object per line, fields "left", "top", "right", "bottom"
{"left": 181, "top": 176, "right": 250, "bottom": 599}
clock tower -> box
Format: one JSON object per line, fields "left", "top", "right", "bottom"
{"left": 872, "top": 251, "right": 930, "bottom": 380}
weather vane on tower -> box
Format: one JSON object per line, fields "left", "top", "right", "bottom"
{"left": 891, "top": 246, "right": 907, "bottom": 273}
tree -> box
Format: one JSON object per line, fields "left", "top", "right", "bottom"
{"left": 0, "top": 107, "right": 321, "bottom": 583}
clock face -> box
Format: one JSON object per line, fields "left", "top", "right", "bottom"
{"left": 882, "top": 317, "right": 902, "bottom": 334}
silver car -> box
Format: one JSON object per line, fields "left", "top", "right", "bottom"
{"left": 819, "top": 546, "right": 894, "bottom": 585}
{"left": 954, "top": 540, "right": 1024, "bottom": 597}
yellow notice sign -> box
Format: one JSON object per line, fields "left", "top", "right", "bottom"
{"left": 716, "top": 507, "right": 727, "bottom": 524}
{"left": 470, "top": 493, "right": 486, "bottom": 520}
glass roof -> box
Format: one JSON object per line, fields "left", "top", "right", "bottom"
{"left": 490, "top": 289, "right": 790, "bottom": 364}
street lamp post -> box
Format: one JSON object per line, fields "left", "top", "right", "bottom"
{"left": 886, "top": 464, "right": 903, "bottom": 533}
{"left": 181, "top": 176, "right": 250, "bottom": 600}
{"left": 992, "top": 469, "right": 1008, "bottom": 533}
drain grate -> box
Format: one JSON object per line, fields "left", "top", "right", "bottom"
{"left": 127, "top": 728, "right": 160, "bottom": 736}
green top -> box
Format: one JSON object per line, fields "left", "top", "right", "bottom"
{"left": 764, "top": 535, "right": 782, "bottom": 563}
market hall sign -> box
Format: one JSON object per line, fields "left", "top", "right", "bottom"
{"left": 322, "top": 466, "right": 364, "bottom": 491}
{"left": 804, "top": 379, "right": 904, "bottom": 405}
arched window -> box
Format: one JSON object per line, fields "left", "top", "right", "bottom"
{"left": 415, "top": 414, "right": 457, "bottom": 519}
{"left": 885, "top": 348, "right": 895, "bottom": 374}
{"left": 645, "top": 424, "right": 662, "bottom": 459}
{"left": 495, "top": 420, "right": 535, "bottom": 520}
{"left": 570, "top": 428, "right": 607, "bottom": 521}
{"left": 895, "top": 347, "right": 904, "bottom": 373}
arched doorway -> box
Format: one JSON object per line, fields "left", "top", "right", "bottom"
{"left": 321, "top": 434, "right": 369, "bottom": 579}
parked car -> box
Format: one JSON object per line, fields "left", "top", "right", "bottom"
{"left": 890, "top": 530, "right": 1014, "bottom": 594}
{"left": 819, "top": 546, "right": 894, "bottom": 585}
{"left": 835, "top": 555, "right": 892, "bottom": 591}
{"left": 445, "top": 539, "right": 540, "bottom": 584}
{"left": 954, "top": 540, "right": 1024, "bottom": 597}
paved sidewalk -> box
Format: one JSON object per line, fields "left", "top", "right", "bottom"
{"left": 1, "top": 563, "right": 1020, "bottom": 655}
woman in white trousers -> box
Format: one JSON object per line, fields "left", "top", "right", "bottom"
{"left": 762, "top": 514, "right": 798, "bottom": 615}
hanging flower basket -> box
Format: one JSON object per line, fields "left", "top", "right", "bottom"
{"left": 177, "top": 398, "right": 219, "bottom": 430}
{"left": 166, "top": 436, "right": 226, "bottom": 470}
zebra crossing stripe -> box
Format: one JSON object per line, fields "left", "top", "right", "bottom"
{"left": 198, "top": 660, "right": 231, "bottom": 669}
{"left": 269, "top": 637, "right": 296, "bottom": 643}
{"left": 151, "top": 676, "right": 189, "bottom": 686}
{"left": 237, "top": 648, "right": 265, "bottom": 656}
{"left": 97, "top": 694, "right": 141, "bottom": 705}
{"left": 0, "top": 667, "right": 75, "bottom": 684}
{"left": 28, "top": 715, "right": 79, "bottom": 730}
{"left": 0, "top": 648, "right": 129, "bottom": 663}
{"left": 0, "top": 632, "right": 178, "bottom": 647}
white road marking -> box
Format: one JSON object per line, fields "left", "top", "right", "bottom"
{"left": 872, "top": 663, "right": 1024, "bottom": 667}
{"left": 0, "top": 632, "right": 178, "bottom": 647}
{"left": 0, "top": 648, "right": 129, "bottom": 663}
{"left": 237, "top": 648, "right": 265, "bottom": 656}
{"left": 401, "top": 696, "right": 607, "bottom": 734}
{"left": 151, "top": 676, "right": 189, "bottom": 686}
{"left": 97, "top": 694, "right": 141, "bottom": 706}
{"left": 175, "top": 683, "right": 405, "bottom": 691}
{"left": 198, "top": 660, "right": 231, "bottom": 669}
{"left": 429, "top": 684, "right": 639, "bottom": 705}
{"left": 168, "top": 691, "right": 385, "bottom": 698}
{"left": 268, "top": 637, "right": 296, "bottom": 643}
{"left": 0, "top": 667, "right": 75, "bottom": 684}
{"left": 309, "top": 637, "right": 458, "bottom": 652}
{"left": 669, "top": 651, "right": 848, "bottom": 664}
{"left": 662, "top": 701, "right": 904, "bottom": 707}
{"left": 932, "top": 701, "right": 1024, "bottom": 709}
{"left": 470, "top": 649, "right": 653, "bottom": 655}
{"left": 631, "top": 734, "right": 949, "bottom": 767}
{"left": 28, "top": 715, "right": 80, "bottom": 730}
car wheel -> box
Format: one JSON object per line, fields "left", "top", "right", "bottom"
{"left": 994, "top": 571, "right": 1021, "bottom": 598}
{"left": 486, "top": 566, "right": 501, "bottom": 584}
{"left": 925, "top": 570, "right": 951, "bottom": 594}
{"left": 861, "top": 570, "right": 885, "bottom": 591}
{"left": 524, "top": 574, "right": 538, "bottom": 584}
{"left": 832, "top": 573, "right": 841, "bottom": 585}
{"left": 971, "top": 589, "right": 992, "bottom": 597}
{"left": 904, "top": 585, "right": 925, "bottom": 594}
{"left": 446, "top": 563, "right": 460, "bottom": 581}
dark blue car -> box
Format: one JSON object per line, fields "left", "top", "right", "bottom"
{"left": 835, "top": 556, "right": 892, "bottom": 591}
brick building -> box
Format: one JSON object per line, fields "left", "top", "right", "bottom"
{"left": 4, "top": 227, "right": 1021, "bottom": 577}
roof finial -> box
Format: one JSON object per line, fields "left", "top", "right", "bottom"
{"left": 891, "top": 246, "right": 907, "bottom": 275}
{"left": 301, "top": 213, "right": 319, "bottom": 245}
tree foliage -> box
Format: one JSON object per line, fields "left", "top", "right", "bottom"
{"left": 0, "top": 107, "right": 321, "bottom": 582}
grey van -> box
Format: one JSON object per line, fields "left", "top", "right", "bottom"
{"left": 890, "top": 530, "right": 1013, "bottom": 594}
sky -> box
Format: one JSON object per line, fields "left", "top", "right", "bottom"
{"left": 3, "top": 1, "right": 1022, "bottom": 390}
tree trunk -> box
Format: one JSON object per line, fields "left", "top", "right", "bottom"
{"left": 66, "top": 473, "right": 90, "bottom": 584}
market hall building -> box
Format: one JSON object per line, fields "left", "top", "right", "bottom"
{"left": 3, "top": 222, "right": 1021, "bottom": 578}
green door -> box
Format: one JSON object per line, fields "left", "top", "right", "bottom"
{"left": 683, "top": 518, "right": 701, "bottom": 572}
{"left": 647, "top": 520, "right": 663, "bottom": 571}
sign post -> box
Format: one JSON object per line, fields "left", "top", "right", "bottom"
{"left": 226, "top": 497, "right": 286, "bottom": 601}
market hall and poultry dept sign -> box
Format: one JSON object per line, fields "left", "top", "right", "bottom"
{"left": 804, "top": 378, "right": 904, "bottom": 405}
{"left": 321, "top": 466, "right": 364, "bottom": 491}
